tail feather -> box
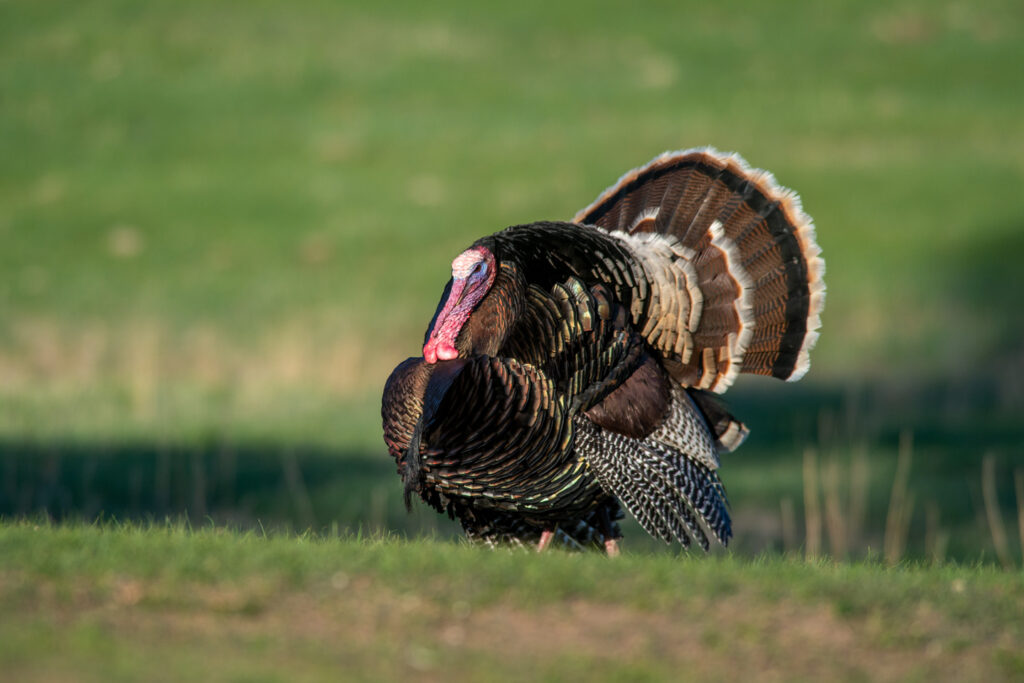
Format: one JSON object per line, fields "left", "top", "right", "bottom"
{"left": 685, "top": 388, "right": 749, "bottom": 454}
{"left": 574, "top": 147, "right": 825, "bottom": 392}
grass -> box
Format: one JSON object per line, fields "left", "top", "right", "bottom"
{"left": 2, "top": 0, "right": 1022, "bottom": 398}
{"left": 0, "top": 0, "right": 1021, "bottom": 553}
{"left": 1, "top": 1, "right": 1023, "bottom": 677}
{"left": 1, "top": 522, "right": 1023, "bottom": 682}
{"left": 2, "top": 408, "right": 1022, "bottom": 564}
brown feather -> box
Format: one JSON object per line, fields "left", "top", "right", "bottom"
{"left": 381, "top": 357, "right": 432, "bottom": 457}
{"left": 585, "top": 354, "right": 671, "bottom": 439}
{"left": 573, "top": 148, "right": 824, "bottom": 388}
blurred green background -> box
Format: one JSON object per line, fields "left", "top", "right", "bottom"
{"left": 1, "top": 0, "right": 1022, "bottom": 560}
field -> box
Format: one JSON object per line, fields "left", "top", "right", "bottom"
{"left": 2, "top": 524, "right": 1023, "bottom": 682}
{"left": 2, "top": 0, "right": 1023, "bottom": 679}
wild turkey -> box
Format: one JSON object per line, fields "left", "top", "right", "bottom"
{"left": 382, "top": 147, "right": 825, "bottom": 553}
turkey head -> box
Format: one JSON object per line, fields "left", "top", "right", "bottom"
{"left": 422, "top": 241, "right": 526, "bottom": 363}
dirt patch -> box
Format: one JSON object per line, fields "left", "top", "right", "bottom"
{"left": 4, "top": 572, "right": 1017, "bottom": 682}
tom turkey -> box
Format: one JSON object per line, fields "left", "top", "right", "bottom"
{"left": 382, "top": 148, "right": 825, "bottom": 554}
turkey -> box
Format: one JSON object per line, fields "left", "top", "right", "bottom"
{"left": 382, "top": 147, "right": 825, "bottom": 554}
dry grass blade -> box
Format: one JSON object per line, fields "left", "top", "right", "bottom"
{"left": 282, "top": 450, "right": 316, "bottom": 530}
{"left": 803, "top": 448, "right": 821, "bottom": 560}
{"left": 823, "top": 456, "right": 847, "bottom": 558}
{"left": 884, "top": 430, "right": 913, "bottom": 565}
{"left": 924, "top": 501, "right": 948, "bottom": 565}
{"left": 370, "top": 485, "right": 389, "bottom": 532}
{"left": 981, "top": 454, "right": 1011, "bottom": 569}
{"left": 848, "top": 446, "right": 869, "bottom": 552}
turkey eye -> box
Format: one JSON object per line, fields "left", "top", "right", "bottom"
{"left": 472, "top": 263, "right": 484, "bottom": 275}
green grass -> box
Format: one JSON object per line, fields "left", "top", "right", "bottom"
{"left": 1, "top": 523, "right": 1022, "bottom": 682}
{"left": 2, "top": 0, "right": 1022, "bottom": 398}
{"left": 1, "top": 0, "right": 1023, "bottom": 559}
{"left": 2, "top": 2, "right": 1024, "bottom": 677}
{"left": 2, "top": 400, "right": 1021, "bottom": 564}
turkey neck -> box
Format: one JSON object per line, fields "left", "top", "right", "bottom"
{"left": 454, "top": 260, "right": 526, "bottom": 358}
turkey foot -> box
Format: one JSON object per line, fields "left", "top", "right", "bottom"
{"left": 597, "top": 506, "right": 621, "bottom": 557}
{"left": 537, "top": 529, "right": 555, "bottom": 552}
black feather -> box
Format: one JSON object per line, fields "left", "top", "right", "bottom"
{"left": 401, "top": 419, "right": 424, "bottom": 511}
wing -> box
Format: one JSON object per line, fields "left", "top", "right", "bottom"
{"left": 574, "top": 386, "right": 732, "bottom": 550}
{"left": 498, "top": 276, "right": 733, "bottom": 547}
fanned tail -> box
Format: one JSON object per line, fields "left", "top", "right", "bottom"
{"left": 574, "top": 147, "right": 825, "bottom": 392}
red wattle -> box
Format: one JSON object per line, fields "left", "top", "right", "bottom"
{"left": 423, "top": 341, "right": 438, "bottom": 364}
{"left": 423, "top": 338, "right": 457, "bottom": 364}
{"left": 435, "top": 342, "right": 459, "bottom": 360}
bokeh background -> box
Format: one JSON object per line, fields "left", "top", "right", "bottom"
{"left": 2, "top": 0, "right": 1022, "bottom": 561}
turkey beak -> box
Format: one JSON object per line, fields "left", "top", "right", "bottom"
{"left": 446, "top": 276, "right": 471, "bottom": 308}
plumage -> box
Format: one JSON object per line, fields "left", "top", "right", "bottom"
{"left": 382, "top": 147, "right": 825, "bottom": 553}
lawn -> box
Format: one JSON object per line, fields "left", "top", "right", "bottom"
{"left": 2, "top": 523, "right": 1023, "bottom": 682}
{"left": 1, "top": 0, "right": 1023, "bottom": 678}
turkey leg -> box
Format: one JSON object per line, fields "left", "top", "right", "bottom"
{"left": 599, "top": 506, "right": 621, "bottom": 557}
{"left": 536, "top": 529, "right": 555, "bottom": 552}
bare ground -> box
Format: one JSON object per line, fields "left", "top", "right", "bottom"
{"left": 3, "top": 571, "right": 1020, "bottom": 682}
